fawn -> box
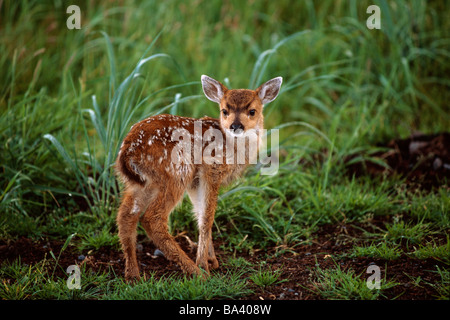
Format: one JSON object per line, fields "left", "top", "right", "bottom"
{"left": 115, "top": 75, "right": 282, "bottom": 280}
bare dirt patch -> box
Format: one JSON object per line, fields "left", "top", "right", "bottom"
{"left": 346, "top": 132, "right": 450, "bottom": 190}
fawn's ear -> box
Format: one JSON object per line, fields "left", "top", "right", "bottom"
{"left": 201, "top": 75, "right": 227, "bottom": 104}
{"left": 256, "top": 77, "right": 283, "bottom": 105}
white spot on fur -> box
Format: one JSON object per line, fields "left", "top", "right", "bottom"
{"left": 131, "top": 200, "right": 140, "bottom": 215}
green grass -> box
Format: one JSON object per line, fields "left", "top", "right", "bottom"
{"left": 384, "top": 219, "right": 433, "bottom": 245}
{"left": 432, "top": 267, "right": 450, "bottom": 300}
{"left": 350, "top": 242, "right": 402, "bottom": 260}
{"left": 249, "top": 263, "right": 285, "bottom": 289}
{"left": 79, "top": 228, "right": 120, "bottom": 252}
{"left": 412, "top": 236, "right": 450, "bottom": 265}
{"left": 106, "top": 271, "right": 251, "bottom": 300}
{"left": 0, "top": 256, "right": 262, "bottom": 300}
{"left": 309, "top": 263, "right": 398, "bottom": 300}
{"left": 0, "top": 0, "right": 449, "bottom": 300}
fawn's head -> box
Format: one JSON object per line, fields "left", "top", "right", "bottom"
{"left": 201, "top": 75, "right": 282, "bottom": 136}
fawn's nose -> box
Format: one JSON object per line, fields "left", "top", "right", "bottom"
{"left": 230, "top": 123, "right": 244, "bottom": 132}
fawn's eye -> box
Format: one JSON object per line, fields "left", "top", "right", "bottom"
{"left": 249, "top": 109, "right": 256, "bottom": 116}
{"left": 222, "top": 109, "right": 229, "bottom": 116}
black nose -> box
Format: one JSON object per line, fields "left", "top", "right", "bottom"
{"left": 230, "top": 123, "right": 244, "bottom": 132}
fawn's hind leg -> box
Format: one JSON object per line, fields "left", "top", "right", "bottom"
{"left": 117, "top": 189, "right": 143, "bottom": 281}
{"left": 140, "top": 184, "right": 201, "bottom": 276}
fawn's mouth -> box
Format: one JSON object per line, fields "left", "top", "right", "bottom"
{"left": 226, "top": 128, "right": 245, "bottom": 137}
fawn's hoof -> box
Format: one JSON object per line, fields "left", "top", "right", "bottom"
{"left": 209, "top": 257, "right": 219, "bottom": 270}
{"left": 125, "top": 275, "right": 140, "bottom": 283}
{"left": 196, "top": 256, "right": 219, "bottom": 273}
{"left": 183, "top": 262, "right": 207, "bottom": 279}
{"left": 125, "top": 269, "right": 140, "bottom": 283}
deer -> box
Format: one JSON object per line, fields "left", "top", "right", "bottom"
{"left": 115, "top": 75, "right": 282, "bottom": 281}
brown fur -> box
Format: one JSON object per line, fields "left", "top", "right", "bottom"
{"left": 220, "top": 89, "right": 263, "bottom": 132}
{"left": 115, "top": 75, "right": 281, "bottom": 281}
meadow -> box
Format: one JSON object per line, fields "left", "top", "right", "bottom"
{"left": 0, "top": 0, "right": 449, "bottom": 301}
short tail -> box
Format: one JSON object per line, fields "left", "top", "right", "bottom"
{"left": 116, "top": 151, "right": 146, "bottom": 186}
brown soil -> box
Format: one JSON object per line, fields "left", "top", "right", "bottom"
{"left": 346, "top": 132, "right": 450, "bottom": 190}
{"left": 0, "top": 217, "right": 447, "bottom": 300}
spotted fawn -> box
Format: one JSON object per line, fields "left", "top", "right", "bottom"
{"left": 116, "top": 75, "right": 282, "bottom": 280}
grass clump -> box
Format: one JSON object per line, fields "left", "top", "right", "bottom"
{"left": 0, "top": 258, "right": 110, "bottom": 300}
{"left": 0, "top": 259, "right": 252, "bottom": 300}
{"left": 310, "top": 264, "right": 398, "bottom": 300}
{"left": 79, "top": 228, "right": 120, "bottom": 252}
{"left": 411, "top": 237, "right": 450, "bottom": 265}
{"left": 249, "top": 264, "right": 285, "bottom": 289}
{"left": 431, "top": 267, "right": 450, "bottom": 300}
{"left": 384, "top": 219, "right": 433, "bottom": 245}
{"left": 107, "top": 270, "right": 251, "bottom": 300}
{"left": 350, "top": 242, "right": 402, "bottom": 260}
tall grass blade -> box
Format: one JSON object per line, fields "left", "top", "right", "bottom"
{"left": 249, "top": 30, "right": 311, "bottom": 88}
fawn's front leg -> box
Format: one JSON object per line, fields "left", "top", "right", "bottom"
{"left": 195, "top": 183, "right": 219, "bottom": 273}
